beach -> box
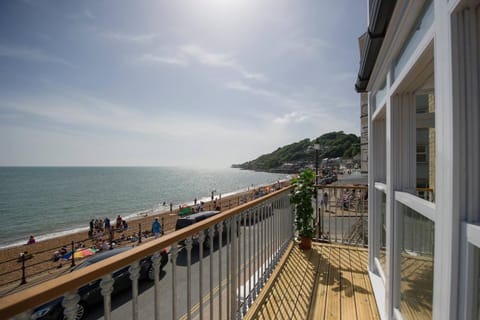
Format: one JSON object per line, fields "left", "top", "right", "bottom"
{"left": 0, "top": 182, "right": 287, "bottom": 294}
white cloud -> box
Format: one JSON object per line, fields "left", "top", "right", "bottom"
{"left": 279, "top": 37, "right": 331, "bottom": 56}
{"left": 138, "top": 44, "right": 267, "bottom": 81}
{"left": 84, "top": 9, "right": 95, "bottom": 20}
{"left": 0, "top": 93, "right": 289, "bottom": 167}
{"left": 138, "top": 53, "right": 188, "bottom": 67}
{"left": 0, "top": 44, "right": 75, "bottom": 67}
{"left": 274, "top": 111, "right": 308, "bottom": 124}
{"left": 102, "top": 32, "right": 157, "bottom": 44}
{"left": 180, "top": 45, "right": 267, "bottom": 81}
{"left": 225, "top": 81, "right": 276, "bottom": 98}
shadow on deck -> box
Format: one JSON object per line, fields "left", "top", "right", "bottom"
{"left": 245, "top": 242, "right": 379, "bottom": 320}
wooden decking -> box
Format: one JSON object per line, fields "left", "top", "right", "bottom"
{"left": 245, "top": 242, "right": 379, "bottom": 320}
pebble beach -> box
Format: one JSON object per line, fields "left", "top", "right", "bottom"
{"left": 0, "top": 183, "right": 287, "bottom": 295}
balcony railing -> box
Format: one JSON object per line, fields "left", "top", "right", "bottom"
{"left": 314, "top": 185, "right": 368, "bottom": 246}
{"left": 0, "top": 187, "right": 294, "bottom": 320}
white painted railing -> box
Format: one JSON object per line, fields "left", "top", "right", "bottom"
{"left": 0, "top": 187, "right": 293, "bottom": 320}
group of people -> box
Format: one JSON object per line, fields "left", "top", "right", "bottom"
{"left": 88, "top": 216, "right": 129, "bottom": 239}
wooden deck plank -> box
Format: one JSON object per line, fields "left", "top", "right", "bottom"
{"left": 293, "top": 245, "right": 321, "bottom": 319}
{"left": 325, "top": 245, "right": 341, "bottom": 319}
{"left": 348, "top": 248, "right": 374, "bottom": 320}
{"left": 281, "top": 247, "right": 312, "bottom": 319}
{"left": 308, "top": 245, "right": 330, "bottom": 320}
{"left": 356, "top": 249, "right": 380, "bottom": 319}
{"left": 245, "top": 242, "right": 379, "bottom": 320}
{"left": 340, "top": 247, "right": 357, "bottom": 320}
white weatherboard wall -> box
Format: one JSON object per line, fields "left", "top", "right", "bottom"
{"left": 364, "top": 0, "right": 480, "bottom": 319}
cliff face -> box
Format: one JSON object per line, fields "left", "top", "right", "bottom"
{"left": 232, "top": 131, "right": 360, "bottom": 172}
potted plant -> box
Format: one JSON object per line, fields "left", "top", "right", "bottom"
{"left": 290, "top": 169, "right": 315, "bottom": 249}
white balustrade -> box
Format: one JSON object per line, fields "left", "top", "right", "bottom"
{"left": 128, "top": 261, "right": 141, "bottom": 320}
{"left": 1, "top": 188, "right": 295, "bottom": 320}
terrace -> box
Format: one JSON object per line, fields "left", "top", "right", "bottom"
{"left": 0, "top": 185, "right": 382, "bottom": 320}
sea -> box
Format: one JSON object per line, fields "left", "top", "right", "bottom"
{"left": 0, "top": 167, "right": 289, "bottom": 249}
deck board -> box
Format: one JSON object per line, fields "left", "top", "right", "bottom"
{"left": 309, "top": 245, "right": 330, "bottom": 319}
{"left": 351, "top": 247, "right": 379, "bottom": 320}
{"left": 325, "top": 246, "right": 340, "bottom": 319}
{"left": 245, "top": 242, "right": 379, "bottom": 320}
{"left": 340, "top": 247, "right": 356, "bottom": 319}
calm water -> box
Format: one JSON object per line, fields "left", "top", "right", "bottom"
{"left": 0, "top": 167, "right": 288, "bottom": 248}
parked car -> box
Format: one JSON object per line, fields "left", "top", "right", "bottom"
{"left": 32, "top": 246, "right": 168, "bottom": 320}
{"left": 175, "top": 210, "right": 221, "bottom": 248}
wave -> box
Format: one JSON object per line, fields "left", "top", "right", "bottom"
{"left": 0, "top": 177, "right": 289, "bottom": 249}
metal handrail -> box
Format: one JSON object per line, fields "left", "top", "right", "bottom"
{"left": 0, "top": 186, "right": 293, "bottom": 319}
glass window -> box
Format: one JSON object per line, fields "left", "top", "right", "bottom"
{"left": 393, "top": 0, "right": 434, "bottom": 82}
{"left": 475, "top": 246, "right": 480, "bottom": 320}
{"left": 416, "top": 145, "right": 427, "bottom": 163}
{"left": 373, "top": 79, "right": 387, "bottom": 112}
{"left": 416, "top": 93, "right": 435, "bottom": 202}
{"left": 400, "top": 204, "right": 434, "bottom": 320}
{"left": 377, "top": 190, "right": 387, "bottom": 271}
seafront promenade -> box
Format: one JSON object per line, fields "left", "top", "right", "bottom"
{"left": 0, "top": 181, "right": 289, "bottom": 296}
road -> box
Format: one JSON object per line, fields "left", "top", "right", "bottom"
{"left": 85, "top": 216, "right": 276, "bottom": 320}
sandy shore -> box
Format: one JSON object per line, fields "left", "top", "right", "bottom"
{"left": 0, "top": 182, "right": 288, "bottom": 293}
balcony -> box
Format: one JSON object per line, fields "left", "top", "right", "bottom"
{"left": 0, "top": 185, "right": 378, "bottom": 320}
{"left": 245, "top": 243, "right": 378, "bottom": 320}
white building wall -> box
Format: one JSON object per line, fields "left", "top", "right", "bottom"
{"left": 363, "top": 0, "right": 480, "bottom": 319}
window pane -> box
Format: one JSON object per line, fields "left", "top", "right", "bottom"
{"left": 377, "top": 191, "right": 386, "bottom": 271}
{"left": 393, "top": 0, "right": 434, "bottom": 82}
{"left": 475, "top": 246, "right": 480, "bottom": 320}
{"left": 416, "top": 93, "right": 435, "bottom": 202}
{"left": 400, "top": 204, "right": 434, "bottom": 320}
{"left": 373, "top": 79, "right": 387, "bottom": 112}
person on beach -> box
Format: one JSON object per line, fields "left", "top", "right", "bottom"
{"left": 27, "top": 235, "right": 36, "bottom": 245}
{"left": 104, "top": 217, "right": 111, "bottom": 232}
{"left": 116, "top": 215, "right": 123, "bottom": 231}
{"left": 152, "top": 218, "right": 161, "bottom": 239}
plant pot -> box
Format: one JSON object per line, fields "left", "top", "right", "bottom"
{"left": 300, "top": 237, "right": 312, "bottom": 250}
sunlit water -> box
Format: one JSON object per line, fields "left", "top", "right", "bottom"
{"left": 0, "top": 167, "right": 288, "bottom": 248}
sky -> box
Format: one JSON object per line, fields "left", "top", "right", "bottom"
{"left": 0, "top": 0, "right": 367, "bottom": 168}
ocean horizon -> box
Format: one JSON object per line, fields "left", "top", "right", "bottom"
{"left": 0, "top": 166, "right": 289, "bottom": 248}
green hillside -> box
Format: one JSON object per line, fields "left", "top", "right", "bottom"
{"left": 232, "top": 131, "right": 360, "bottom": 172}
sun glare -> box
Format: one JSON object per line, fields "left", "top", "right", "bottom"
{"left": 201, "top": 0, "right": 250, "bottom": 13}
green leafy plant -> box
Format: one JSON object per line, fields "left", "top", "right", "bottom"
{"left": 290, "top": 169, "right": 315, "bottom": 239}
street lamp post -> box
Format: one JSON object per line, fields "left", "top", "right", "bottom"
{"left": 19, "top": 252, "right": 26, "bottom": 285}
{"left": 314, "top": 143, "right": 320, "bottom": 240}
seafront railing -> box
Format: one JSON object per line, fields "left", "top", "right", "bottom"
{"left": 0, "top": 187, "right": 294, "bottom": 320}
{"left": 0, "top": 183, "right": 289, "bottom": 289}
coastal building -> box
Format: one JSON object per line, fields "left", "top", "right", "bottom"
{"left": 360, "top": 91, "right": 369, "bottom": 174}
{"left": 355, "top": 0, "right": 480, "bottom": 319}
{"left": 358, "top": 33, "right": 369, "bottom": 174}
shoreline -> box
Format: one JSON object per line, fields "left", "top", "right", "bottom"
{"left": 0, "top": 180, "right": 289, "bottom": 291}
{"left": 0, "top": 181, "right": 280, "bottom": 249}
